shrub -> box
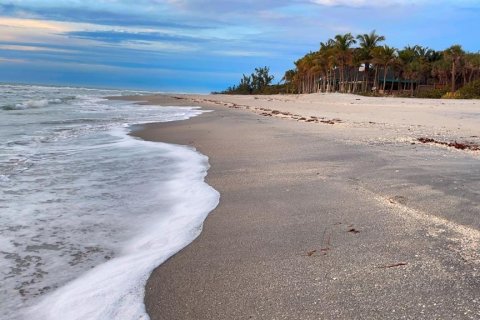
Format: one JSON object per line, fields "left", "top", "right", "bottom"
{"left": 415, "top": 88, "right": 448, "bottom": 99}
{"left": 392, "top": 91, "right": 413, "bottom": 98}
{"left": 355, "top": 91, "right": 381, "bottom": 97}
{"left": 221, "top": 66, "right": 275, "bottom": 95}
{"left": 442, "top": 91, "right": 461, "bottom": 99}
{"left": 455, "top": 79, "right": 480, "bottom": 99}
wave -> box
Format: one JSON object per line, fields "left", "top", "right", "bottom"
{"left": 1, "top": 104, "right": 20, "bottom": 110}
{"left": 0, "top": 156, "right": 33, "bottom": 180}
{"left": 1, "top": 97, "right": 75, "bottom": 110}
{"left": 39, "top": 118, "right": 106, "bottom": 125}
{"left": 23, "top": 131, "right": 220, "bottom": 320}
{"left": 0, "top": 84, "right": 213, "bottom": 319}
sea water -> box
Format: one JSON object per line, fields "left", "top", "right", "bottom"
{"left": 0, "top": 84, "right": 220, "bottom": 319}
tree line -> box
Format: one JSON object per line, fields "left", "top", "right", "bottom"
{"left": 220, "top": 30, "right": 480, "bottom": 98}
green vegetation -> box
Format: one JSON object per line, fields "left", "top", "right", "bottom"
{"left": 286, "top": 30, "right": 480, "bottom": 97}
{"left": 221, "top": 31, "right": 480, "bottom": 98}
{"left": 415, "top": 88, "right": 449, "bottom": 99}
{"left": 455, "top": 79, "right": 480, "bottom": 99}
{"left": 219, "top": 66, "right": 279, "bottom": 94}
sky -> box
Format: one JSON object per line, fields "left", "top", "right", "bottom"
{"left": 0, "top": 0, "right": 479, "bottom": 92}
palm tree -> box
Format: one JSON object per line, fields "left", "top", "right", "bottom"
{"left": 356, "top": 30, "right": 386, "bottom": 91}
{"left": 405, "top": 60, "right": 422, "bottom": 96}
{"left": 280, "top": 30, "right": 480, "bottom": 98}
{"left": 432, "top": 59, "right": 450, "bottom": 88}
{"left": 464, "top": 53, "right": 480, "bottom": 83}
{"left": 398, "top": 46, "right": 417, "bottom": 91}
{"left": 282, "top": 69, "right": 297, "bottom": 93}
{"left": 333, "top": 33, "right": 356, "bottom": 92}
{"left": 350, "top": 48, "right": 363, "bottom": 93}
{"left": 414, "top": 45, "right": 435, "bottom": 85}
{"left": 295, "top": 51, "right": 325, "bottom": 93}
{"left": 320, "top": 39, "right": 336, "bottom": 92}
{"left": 373, "top": 45, "right": 397, "bottom": 92}
{"left": 444, "top": 45, "right": 465, "bottom": 92}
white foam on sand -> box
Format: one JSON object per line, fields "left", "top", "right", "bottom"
{"left": 23, "top": 131, "right": 220, "bottom": 320}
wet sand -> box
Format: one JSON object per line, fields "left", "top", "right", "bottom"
{"left": 122, "top": 94, "right": 479, "bottom": 319}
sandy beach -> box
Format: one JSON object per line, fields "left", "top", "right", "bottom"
{"left": 125, "top": 93, "right": 480, "bottom": 319}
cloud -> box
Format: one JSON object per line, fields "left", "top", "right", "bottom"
{"left": 309, "top": 0, "right": 480, "bottom": 7}
{"left": 0, "top": 44, "right": 74, "bottom": 53}
{"left": 1, "top": 0, "right": 480, "bottom": 92}
{"left": 212, "top": 50, "right": 274, "bottom": 57}
{"left": 0, "top": 17, "right": 71, "bottom": 31}
{"left": 310, "top": 0, "right": 423, "bottom": 6}
{"left": 65, "top": 30, "right": 206, "bottom": 44}
{"left": 0, "top": 2, "right": 219, "bottom": 29}
{"left": 0, "top": 57, "right": 25, "bottom": 63}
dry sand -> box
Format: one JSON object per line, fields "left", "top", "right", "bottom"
{"left": 120, "top": 93, "right": 479, "bottom": 319}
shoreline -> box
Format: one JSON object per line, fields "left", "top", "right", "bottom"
{"left": 14, "top": 93, "right": 218, "bottom": 320}
{"left": 124, "top": 93, "right": 479, "bottom": 319}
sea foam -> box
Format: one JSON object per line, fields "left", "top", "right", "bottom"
{"left": 24, "top": 134, "right": 219, "bottom": 320}
{"left": 2, "top": 98, "right": 61, "bottom": 110}
{"left": 0, "top": 84, "right": 219, "bottom": 320}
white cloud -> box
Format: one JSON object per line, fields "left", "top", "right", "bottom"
{"left": 0, "top": 44, "right": 75, "bottom": 53}
{"left": 0, "top": 57, "right": 25, "bottom": 63}
{"left": 310, "top": 0, "right": 427, "bottom": 7}
{"left": 212, "top": 50, "right": 273, "bottom": 57}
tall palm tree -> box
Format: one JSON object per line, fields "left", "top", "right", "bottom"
{"left": 319, "top": 39, "right": 336, "bottom": 92}
{"left": 296, "top": 51, "right": 325, "bottom": 93}
{"left": 432, "top": 59, "right": 450, "bottom": 88}
{"left": 282, "top": 69, "right": 297, "bottom": 93}
{"left": 413, "top": 45, "right": 435, "bottom": 85}
{"left": 405, "top": 60, "right": 422, "bottom": 96}
{"left": 464, "top": 53, "right": 480, "bottom": 83}
{"left": 373, "top": 45, "right": 397, "bottom": 92}
{"left": 356, "top": 30, "right": 386, "bottom": 91}
{"left": 350, "top": 48, "right": 363, "bottom": 93}
{"left": 333, "top": 33, "right": 356, "bottom": 92}
{"left": 398, "top": 46, "right": 417, "bottom": 91}
{"left": 444, "top": 45, "right": 465, "bottom": 92}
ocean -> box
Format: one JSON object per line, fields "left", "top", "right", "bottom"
{"left": 0, "top": 84, "right": 219, "bottom": 319}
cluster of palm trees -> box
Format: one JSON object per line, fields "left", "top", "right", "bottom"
{"left": 283, "top": 31, "right": 480, "bottom": 96}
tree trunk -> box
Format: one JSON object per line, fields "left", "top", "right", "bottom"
{"left": 383, "top": 65, "right": 388, "bottom": 92}
{"left": 352, "top": 68, "right": 358, "bottom": 93}
{"left": 451, "top": 61, "right": 456, "bottom": 92}
{"left": 332, "top": 69, "right": 337, "bottom": 92}
{"left": 364, "top": 62, "right": 370, "bottom": 92}
{"left": 361, "top": 71, "right": 365, "bottom": 92}
{"left": 312, "top": 74, "right": 315, "bottom": 93}
{"left": 339, "top": 65, "right": 344, "bottom": 92}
